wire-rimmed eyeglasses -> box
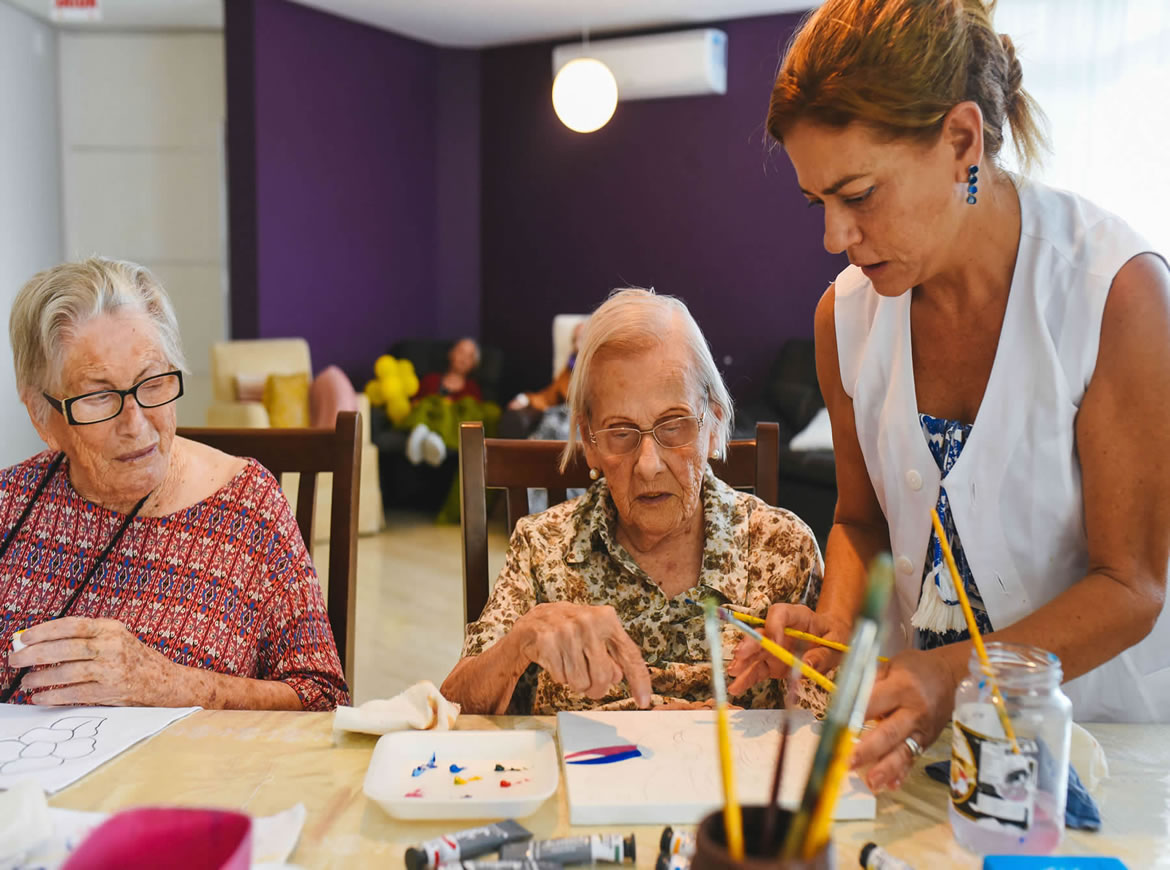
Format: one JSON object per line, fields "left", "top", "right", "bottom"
{"left": 43, "top": 371, "right": 184, "bottom": 426}
{"left": 589, "top": 407, "right": 706, "bottom": 456}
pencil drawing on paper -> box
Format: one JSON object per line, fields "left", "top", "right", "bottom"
{"left": 0, "top": 715, "right": 105, "bottom": 776}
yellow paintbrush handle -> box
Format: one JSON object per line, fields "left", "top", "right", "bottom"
{"left": 801, "top": 729, "right": 857, "bottom": 859}
{"left": 930, "top": 509, "right": 1020, "bottom": 753}
{"left": 757, "top": 634, "right": 839, "bottom": 694}
{"left": 716, "top": 703, "right": 745, "bottom": 860}
{"left": 725, "top": 612, "right": 888, "bottom": 662}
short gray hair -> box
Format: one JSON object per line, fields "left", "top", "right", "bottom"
{"left": 10, "top": 257, "right": 187, "bottom": 422}
{"left": 561, "top": 288, "right": 734, "bottom": 470}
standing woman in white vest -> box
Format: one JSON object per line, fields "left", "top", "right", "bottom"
{"left": 727, "top": 0, "right": 1170, "bottom": 792}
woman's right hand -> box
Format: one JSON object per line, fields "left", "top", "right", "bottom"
{"left": 514, "top": 602, "right": 652, "bottom": 707}
{"left": 726, "top": 604, "right": 851, "bottom": 695}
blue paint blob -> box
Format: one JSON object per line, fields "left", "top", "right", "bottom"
{"left": 449, "top": 764, "right": 466, "bottom": 773}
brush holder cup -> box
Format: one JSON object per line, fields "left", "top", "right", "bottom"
{"left": 692, "top": 806, "right": 833, "bottom": 870}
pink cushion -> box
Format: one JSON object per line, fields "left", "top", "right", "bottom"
{"left": 62, "top": 807, "right": 251, "bottom": 870}
{"left": 309, "top": 365, "right": 359, "bottom": 429}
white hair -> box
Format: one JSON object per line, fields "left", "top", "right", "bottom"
{"left": 561, "top": 288, "right": 734, "bottom": 471}
{"left": 10, "top": 257, "right": 187, "bottom": 423}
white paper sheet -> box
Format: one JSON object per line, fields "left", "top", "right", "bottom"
{"left": 0, "top": 705, "right": 199, "bottom": 794}
{"left": 557, "top": 708, "right": 876, "bottom": 825}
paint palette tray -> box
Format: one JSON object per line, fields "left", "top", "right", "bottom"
{"left": 363, "top": 729, "right": 559, "bottom": 821}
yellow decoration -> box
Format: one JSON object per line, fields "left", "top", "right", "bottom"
{"left": 364, "top": 379, "right": 384, "bottom": 405}
{"left": 373, "top": 355, "right": 396, "bottom": 378}
{"left": 365, "top": 354, "right": 420, "bottom": 425}
{"left": 386, "top": 395, "right": 411, "bottom": 424}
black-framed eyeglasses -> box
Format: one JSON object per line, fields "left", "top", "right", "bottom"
{"left": 43, "top": 371, "right": 184, "bottom": 426}
{"left": 589, "top": 407, "right": 707, "bottom": 456}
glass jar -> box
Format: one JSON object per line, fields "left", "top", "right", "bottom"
{"left": 948, "top": 643, "right": 1071, "bottom": 855}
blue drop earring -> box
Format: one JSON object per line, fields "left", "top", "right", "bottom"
{"left": 966, "top": 164, "right": 979, "bottom": 205}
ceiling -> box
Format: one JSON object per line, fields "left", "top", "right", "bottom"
{"left": 4, "top": 0, "right": 815, "bottom": 46}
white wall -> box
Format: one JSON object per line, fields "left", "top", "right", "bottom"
{"left": 58, "top": 32, "right": 227, "bottom": 427}
{"left": 0, "top": 4, "right": 63, "bottom": 465}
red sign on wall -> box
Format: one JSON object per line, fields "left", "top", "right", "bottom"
{"left": 52, "top": 0, "right": 101, "bottom": 22}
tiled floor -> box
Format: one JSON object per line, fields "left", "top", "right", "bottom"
{"left": 315, "top": 510, "right": 509, "bottom": 705}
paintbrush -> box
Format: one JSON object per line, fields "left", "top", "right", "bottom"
{"left": 782, "top": 554, "right": 894, "bottom": 860}
{"left": 930, "top": 508, "right": 1020, "bottom": 753}
{"left": 702, "top": 598, "right": 745, "bottom": 861}
{"left": 684, "top": 597, "right": 887, "bottom": 662}
{"left": 761, "top": 640, "right": 806, "bottom": 850}
{"left": 715, "top": 606, "right": 838, "bottom": 694}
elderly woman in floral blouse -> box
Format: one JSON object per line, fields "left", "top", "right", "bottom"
{"left": 441, "top": 289, "right": 823, "bottom": 714}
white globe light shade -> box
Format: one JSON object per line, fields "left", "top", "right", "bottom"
{"left": 552, "top": 57, "right": 618, "bottom": 134}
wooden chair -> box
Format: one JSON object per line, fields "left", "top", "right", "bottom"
{"left": 177, "top": 411, "right": 361, "bottom": 686}
{"left": 459, "top": 420, "right": 780, "bottom": 623}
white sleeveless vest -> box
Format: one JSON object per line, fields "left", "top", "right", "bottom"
{"left": 835, "top": 178, "right": 1170, "bottom": 723}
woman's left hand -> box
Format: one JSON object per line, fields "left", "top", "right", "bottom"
{"left": 851, "top": 648, "right": 958, "bottom": 792}
{"left": 11, "top": 617, "right": 186, "bottom": 706}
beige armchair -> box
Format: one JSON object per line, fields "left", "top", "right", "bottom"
{"left": 207, "top": 338, "right": 384, "bottom": 537}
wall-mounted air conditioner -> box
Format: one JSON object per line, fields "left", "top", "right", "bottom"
{"left": 552, "top": 29, "right": 728, "bottom": 101}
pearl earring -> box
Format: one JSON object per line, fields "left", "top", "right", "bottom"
{"left": 711, "top": 449, "right": 721, "bottom": 461}
{"left": 589, "top": 468, "right": 599, "bottom": 480}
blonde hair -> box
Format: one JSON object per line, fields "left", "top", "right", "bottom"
{"left": 561, "top": 288, "right": 733, "bottom": 471}
{"left": 768, "top": 0, "right": 1049, "bottom": 172}
{"left": 10, "top": 257, "right": 187, "bottom": 422}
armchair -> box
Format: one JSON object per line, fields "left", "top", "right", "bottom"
{"left": 206, "top": 338, "right": 384, "bottom": 536}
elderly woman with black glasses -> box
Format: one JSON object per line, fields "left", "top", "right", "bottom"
{"left": 442, "top": 289, "right": 824, "bottom": 714}
{"left": 1, "top": 258, "right": 347, "bottom": 710}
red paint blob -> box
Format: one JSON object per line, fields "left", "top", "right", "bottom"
{"left": 500, "top": 780, "right": 512, "bottom": 788}
{"left": 405, "top": 789, "right": 424, "bottom": 798}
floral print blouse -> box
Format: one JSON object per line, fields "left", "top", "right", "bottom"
{"left": 461, "top": 468, "right": 826, "bottom": 715}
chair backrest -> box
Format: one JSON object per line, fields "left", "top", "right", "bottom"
{"left": 551, "top": 314, "right": 589, "bottom": 378}
{"left": 458, "top": 421, "right": 780, "bottom": 623}
{"left": 209, "top": 338, "right": 311, "bottom": 404}
{"left": 177, "top": 411, "right": 361, "bottom": 685}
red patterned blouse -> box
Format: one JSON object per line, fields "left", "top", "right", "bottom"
{"left": 0, "top": 451, "right": 348, "bottom": 710}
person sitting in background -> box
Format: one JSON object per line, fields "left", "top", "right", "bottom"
{"left": 417, "top": 338, "right": 483, "bottom": 402}
{"left": 1, "top": 257, "right": 348, "bottom": 710}
{"left": 498, "top": 321, "right": 586, "bottom": 442}
{"left": 441, "top": 288, "right": 825, "bottom": 714}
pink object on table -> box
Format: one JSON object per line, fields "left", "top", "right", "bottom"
{"left": 62, "top": 807, "right": 252, "bottom": 870}
{"left": 309, "top": 364, "right": 359, "bottom": 429}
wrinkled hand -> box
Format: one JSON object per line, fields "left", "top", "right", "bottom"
{"left": 851, "top": 649, "right": 957, "bottom": 792}
{"left": 726, "top": 604, "right": 850, "bottom": 695}
{"left": 655, "top": 698, "right": 741, "bottom": 711}
{"left": 9, "top": 617, "right": 185, "bottom": 707}
{"left": 515, "top": 602, "right": 651, "bottom": 707}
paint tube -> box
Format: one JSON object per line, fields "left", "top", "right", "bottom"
{"left": 499, "top": 834, "right": 636, "bottom": 864}
{"left": 405, "top": 820, "right": 532, "bottom": 870}
{"left": 655, "top": 852, "right": 691, "bottom": 870}
{"left": 442, "top": 861, "right": 560, "bottom": 870}
{"left": 658, "top": 827, "right": 696, "bottom": 858}
{"left": 859, "top": 842, "right": 915, "bottom": 870}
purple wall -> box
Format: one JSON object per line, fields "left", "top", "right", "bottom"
{"left": 229, "top": 0, "right": 454, "bottom": 380}
{"left": 479, "top": 13, "right": 845, "bottom": 402}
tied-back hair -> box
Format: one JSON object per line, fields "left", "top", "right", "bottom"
{"left": 10, "top": 257, "right": 187, "bottom": 422}
{"left": 560, "top": 288, "right": 734, "bottom": 471}
{"left": 768, "top": 0, "right": 1049, "bottom": 172}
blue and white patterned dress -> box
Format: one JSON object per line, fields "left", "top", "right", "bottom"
{"left": 917, "top": 414, "right": 994, "bottom": 650}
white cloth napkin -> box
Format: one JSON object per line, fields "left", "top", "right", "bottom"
{"left": 332, "top": 680, "right": 460, "bottom": 736}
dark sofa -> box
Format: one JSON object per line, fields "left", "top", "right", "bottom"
{"left": 735, "top": 339, "right": 837, "bottom": 547}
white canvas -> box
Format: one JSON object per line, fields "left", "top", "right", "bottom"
{"left": 0, "top": 706, "right": 199, "bottom": 795}
{"left": 557, "top": 709, "right": 875, "bottom": 825}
